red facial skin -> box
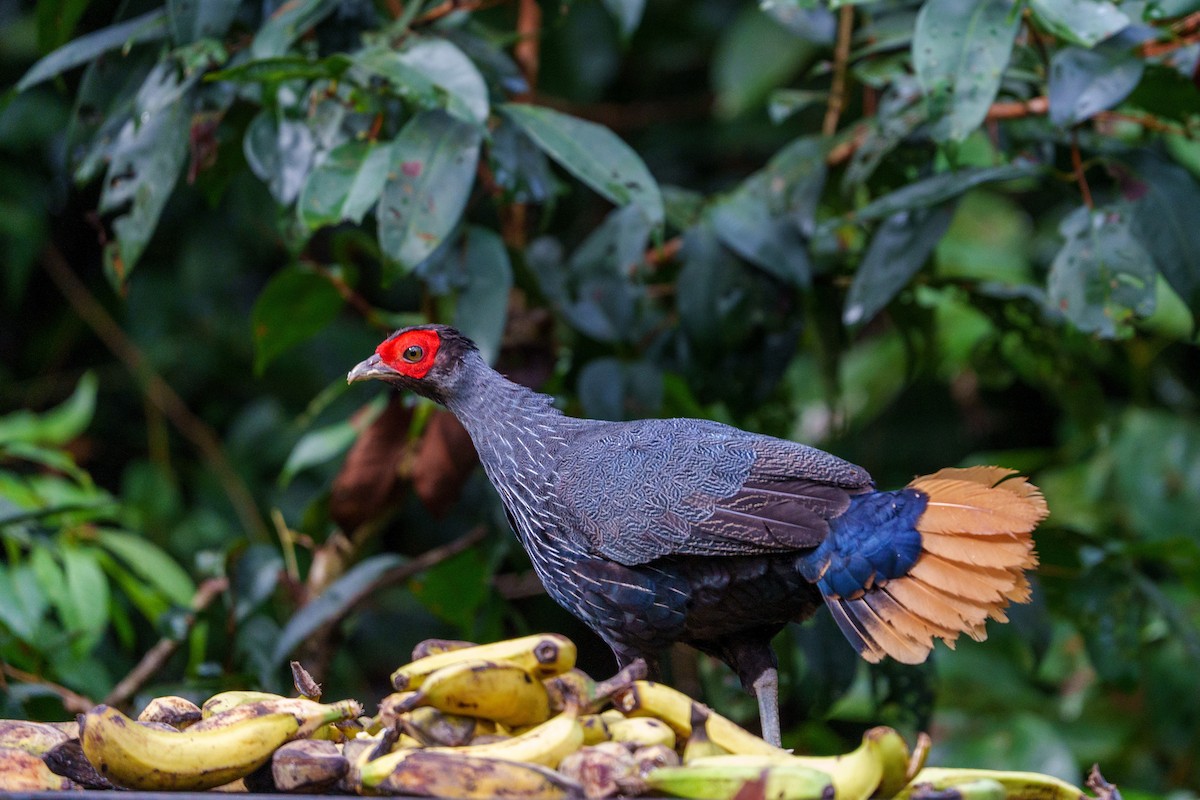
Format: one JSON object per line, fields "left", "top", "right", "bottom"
{"left": 376, "top": 329, "right": 442, "bottom": 379}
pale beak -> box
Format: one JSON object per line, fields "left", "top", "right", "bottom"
{"left": 347, "top": 353, "right": 393, "bottom": 384}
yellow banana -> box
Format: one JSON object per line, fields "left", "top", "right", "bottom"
{"left": 545, "top": 668, "right": 597, "bottom": 711}
{"left": 189, "top": 697, "right": 363, "bottom": 733}
{"left": 0, "top": 719, "right": 71, "bottom": 755}
{"left": 138, "top": 695, "right": 203, "bottom": 729}
{"left": 873, "top": 727, "right": 927, "bottom": 799}
{"left": 391, "top": 633, "right": 576, "bottom": 691}
{"left": 897, "top": 768, "right": 1089, "bottom": 800}
{"left": 645, "top": 761, "right": 836, "bottom": 800}
{"left": 411, "top": 638, "right": 479, "bottom": 661}
{"left": 201, "top": 689, "right": 284, "bottom": 717}
{"left": 689, "top": 726, "right": 887, "bottom": 800}
{"left": 80, "top": 700, "right": 359, "bottom": 790}
{"left": 579, "top": 713, "right": 612, "bottom": 745}
{"left": 608, "top": 716, "right": 677, "bottom": 749}
{"left": 401, "top": 658, "right": 552, "bottom": 728}
{"left": 401, "top": 706, "right": 491, "bottom": 747}
{"left": 0, "top": 745, "right": 75, "bottom": 791}
{"left": 357, "top": 748, "right": 582, "bottom": 799}
{"left": 682, "top": 703, "right": 730, "bottom": 763}
{"left": 614, "top": 680, "right": 786, "bottom": 756}
{"left": 426, "top": 706, "right": 584, "bottom": 768}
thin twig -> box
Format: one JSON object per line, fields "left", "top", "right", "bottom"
{"left": 823, "top": 5, "right": 855, "bottom": 137}
{"left": 514, "top": 0, "right": 542, "bottom": 100}
{"left": 1, "top": 664, "right": 95, "bottom": 715}
{"left": 1070, "top": 134, "right": 1093, "bottom": 209}
{"left": 103, "top": 577, "right": 230, "bottom": 709}
{"left": 986, "top": 95, "right": 1049, "bottom": 120}
{"left": 40, "top": 246, "right": 269, "bottom": 542}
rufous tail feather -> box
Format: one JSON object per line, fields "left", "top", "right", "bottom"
{"left": 829, "top": 466, "right": 1047, "bottom": 664}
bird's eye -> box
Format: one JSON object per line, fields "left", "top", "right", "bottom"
{"left": 402, "top": 344, "right": 424, "bottom": 363}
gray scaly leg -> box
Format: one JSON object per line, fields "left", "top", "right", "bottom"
{"left": 752, "top": 666, "right": 781, "bottom": 747}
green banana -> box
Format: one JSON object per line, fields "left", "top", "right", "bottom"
{"left": 391, "top": 633, "right": 577, "bottom": 691}
{"left": 614, "top": 680, "right": 787, "bottom": 756}
{"left": 357, "top": 748, "right": 582, "bottom": 799}
{"left": 80, "top": 700, "right": 357, "bottom": 790}
{"left": 0, "top": 719, "right": 71, "bottom": 755}
{"left": 645, "top": 761, "right": 836, "bottom": 800}
{"left": 138, "top": 695, "right": 203, "bottom": 729}
{"left": 897, "top": 768, "right": 1089, "bottom": 800}
{"left": 400, "top": 658, "right": 552, "bottom": 728}
{"left": 0, "top": 745, "right": 75, "bottom": 791}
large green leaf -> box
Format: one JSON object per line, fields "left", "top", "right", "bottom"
{"left": 913, "top": 0, "right": 1020, "bottom": 142}
{"left": 35, "top": 0, "right": 91, "bottom": 52}
{"left": 1028, "top": 0, "right": 1129, "bottom": 48}
{"left": 279, "top": 394, "right": 386, "bottom": 488}
{"left": 250, "top": 0, "right": 340, "bottom": 59}
{"left": 1048, "top": 45, "right": 1143, "bottom": 127}
{"left": 298, "top": 139, "right": 393, "bottom": 229}
{"left": 17, "top": 9, "right": 168, "bottom": 91}
{"left": 450, "top": 227, "right": 513, "bottom": 365}
{"left": 252, "top": 267, "right": 345, "bottom": 375}
{"left": 96, "top": 530, "right": 195, "bottom": 607}
{"left": 577, "top": 357, "right": 663, "bottom": 421}
{"left": 1122, "top": 150, "right": 1200, "bottom": 321}
{"left": 844, "top": 160, "right": 1042, "bottom": 224}
{"left": 500, "top": 103, "right": 664, "bottom": 229}
{"left": 843, "top": 204, "right": 956, "bottom": 326}
{"left": 378, "top": 110, "right": 483, "bottom": 279}
{"left": 166, "top": 0, "right": 240, "bottom": 45}
{"left": 711, "top": 196, "right": 811, "bottom": 286}
{"left": 243, "top": 110, "right": 317, "bottom": 206}
{"left": 60, "top": 544, "right": 110, "bottom": 654}
{"left": 351, "top": 38, "right": 489, "bottom": 125}
{"left": 0, "top": 563, "right": 48, "bottom": 642}
{"left": 712, "top": 7, "right": 818, "bottom": 118}
{"left": 1047, "top": 204, "right": 1156, "bottom": 339}
{"left": 98, "top": 60, "right": 195, "bottom": 285}
{"left": 0, "top": 371, "right": 96, "bottom": 447}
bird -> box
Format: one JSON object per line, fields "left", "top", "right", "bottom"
{"left": 348, "top": 324, "right": 1047, "bottom": 745}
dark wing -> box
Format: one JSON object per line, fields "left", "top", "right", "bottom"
{"left": 554, "top": 418, "right": 874, "bottom": 566}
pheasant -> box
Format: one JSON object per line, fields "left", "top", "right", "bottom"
{"left": 348, "top": 324, "right": 1047, "bottom": 745}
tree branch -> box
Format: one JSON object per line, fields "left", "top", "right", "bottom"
{"left": 0, "top": 664, "right": 94, "bottom": 715}
{"left": 823, "top": 5, "right": 855, "bottom": 137}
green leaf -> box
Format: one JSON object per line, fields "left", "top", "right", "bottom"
{"left": 17, "top": 9, "right": 168, "bottom": 92}
{"left": 768, "top": 89, "right": 828, "bottom": 123}
{"left": 61, "top": 545, "right": 110, "bottom": 653}
{"left": 231, "top": 544, "right": 283, "bottom": 623}
{"left": 843, "top": 204, "right": 956, "bottom": 326}
{"left": 279, "top": 394, "right": 386, "bottom": 488}
{"left": 501, "top": 103, "right": 664, "bottom": 229}
{"left": 1126, "top": 64, "right": 1200, "bottom": 123}
{"left": 99, "top": 60, "right": 195, "bottom": 285}
{"left": 250, "top": 0, "right": 340, "bottom": 59}
{"left": 711, "top": 195, "right": 811, "bottom": 285}
{"left": 1048, "top": 204, "right": 1157, "bottom": 338}
{"left": 451, "top": 227, "right": 514, "bottom": 364}
{"left": 208, "top": 54, "right": 354, "bottom": 85}
{"left": 298, "top": 139, "right": 393, "bottom": 229}
{"left": 1028, "top": 0, "right": 1129, "bottom": 47}
{"left": 243, "top": 110, "right": 317, "bottom": 206}
{"left": 0, "top": 563, "right": 48, "bottom": 642}
{"left": 36, "top": 0, "right": 91, "bottom": 52}
{"left": 577, "top": 357, "right": 663, "bottom": 421}
{"left": 166, "top": 0, "right": 240, "bottom": 45}
{"left": 913, "top": 0, "right": 1021, "bottom": 142}
{"left": 1048, "top": 45, "right": 1143, "bottom": 127}
{"left": 271, "top": 553, "right": 405, "bottom": 664}
{"left": 844, "top": 160, "right": 1042, "bottom": 225}
{"left": 96, "top": 530, "right": 195, "bottom": 607}
{"left": 712, "top": 7, "right": 818, "bottom": 119}
{"left": 351, "top": 38, "right": 489, "bottom": 125}
{"left": 410, "top": 549, "right": 492, "bottom": 630}
{"left": 487, "top": 116, "right": 557, "bottom": 204}
{"left": 252, "top": 267, "right": 345, "bottom": 375}
{"left": 601, "top": 0, "right": 647, "bottom": 39}
{"left": 378, "top": 110, "right": 483, "bottom": 279}
{"left": 0, "top": 371, "right": 96, "bottom": 447}
{"left": 1121, "top": 149, "right": 1200, "bottom": 320}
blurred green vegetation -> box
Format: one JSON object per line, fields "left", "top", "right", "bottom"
{"left": 2, "top": 0, "right": 1199, "bottom": 795}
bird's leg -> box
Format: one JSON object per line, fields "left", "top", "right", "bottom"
{"left": 752, "top": 667, "right": 781, "bottom": 747}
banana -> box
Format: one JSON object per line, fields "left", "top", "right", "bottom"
{"left": 400, "top": 706, "right": 490, "bottom": 747}
{"left": 682, "top": 704, "right": 729, "bottom": 763}
{"left": 138, "top": 695, "right": 203, "bottom": 729}
{"left": 644, "top": 761, "right": 836, "bottom": 800}
{"left": 874, "top": 728, "right": 927, "bottom": 799}
{"left": 400, "top": 658, "right": 552, "bottom": 728}
{"left": 0, "top": 745, "right": 76, "bottom": 791}
{"left": 391, "top": 633, "right": 577, "bottom": 691}
{"left": 190, "top": 697, "right": 363, "bottom": 733}
{"left": 378, "top": 691, "right": 420, "bottom": 730}
{"left": 897, "top": 768, "right": 1089, "bottom": 800}
{"left": 426, "top": 706, "right": 585, "bottom": 768}
{"left": 80, "top": 700, "right": 358, "bottom": 790}
{"left": 689, "top": 726, "right": 887, "bottom": 800}
{"left": 614, "top": 680, "right": 787, "bottom": 757}
{"left": 202, "top": 689, "right": 284, "bottom": 717}
{"left": 0, "top": 719, "right": 71, "bottom": 755}
{"left": 634, "top": 743, "right": 681, "bottom": 776}
{"left": 546, "top": 668, "right": 598, "bottom": 712}
{"left": 559, "top": 741, "right": 639, "bottom": 798}
{"left": 608, "top": 716, "right": 676, "bottom": 749}
{"left": 579, "top": 714, "right": 612, "bottom": 745}
{"left": 357, "top": 748, "right": 582, "bottom": 799}
{"left": 44, "top": 738, "right": 117, "bottom": 789}
{"left": 270, "top": 738, "right": 349, "bottom": 793}
{"left": 411, "top": 638, "right": 479, "bottom": 661}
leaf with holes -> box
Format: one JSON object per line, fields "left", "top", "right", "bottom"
{"left": 913, "top": 0, "right": 1020, "bottom": 142}
{"left": 1048, "top": 204, "right": 1156, "bottom": 339}
{"left": 378, "top": 110, "right": 482, "bottom": 280}
{"left": 501, "top": 103, "right": 664, "bottom": 229}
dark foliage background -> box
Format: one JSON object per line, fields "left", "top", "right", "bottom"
{"left": 2, "top": 0, "right": 1199, "bottom": 794}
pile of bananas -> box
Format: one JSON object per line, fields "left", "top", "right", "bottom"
{"left": 0, "top": 633, "right": 1121, "bottom": 800}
